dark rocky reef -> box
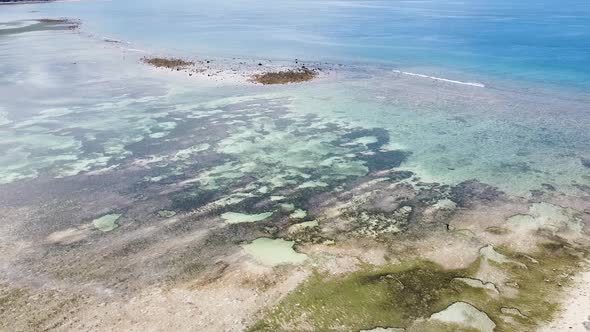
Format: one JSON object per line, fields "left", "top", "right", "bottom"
{"left": 251, "top": 68, "right": 318, "bottom": 85}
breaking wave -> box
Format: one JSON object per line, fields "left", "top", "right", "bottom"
{"left": 392, "top": 70, "right": 485, "bottom": 88}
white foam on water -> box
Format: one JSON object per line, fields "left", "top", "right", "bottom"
{"left": 392, "top": 70, "right": 485, "bottom": 88}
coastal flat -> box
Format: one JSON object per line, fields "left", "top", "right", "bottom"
{"left": 0, "top": 2, "right": 589, "bottom": 331}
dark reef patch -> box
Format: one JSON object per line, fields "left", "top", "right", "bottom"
{"left": 360, "top": 150, "right": 410, "bottom": 172}
{"left": 170, "top": 189, "right": 218, "bottom": 211}
{"left": 387, "top": 170, "right": 414, "bottom": 182}
{"left": 340, "top": 128, "right": 390, "bottom": 150}
{"left": 451, "top": 180, "right": 504, "bottom": 207}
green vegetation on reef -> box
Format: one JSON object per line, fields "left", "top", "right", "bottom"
{"left": 248, "top": 260, "right": 478, "bottom": 332}
{"left": 485, "top": 226, "right": 509, "bottom": 235}
{"left": 248, "top": 239, "right": 587, "bottom": 332}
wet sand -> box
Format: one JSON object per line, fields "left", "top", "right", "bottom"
{"left": 540, "top": 264, "right": 590, "bottom": 331}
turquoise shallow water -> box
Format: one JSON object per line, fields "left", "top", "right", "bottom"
{"left": 0, "top": 1, "right": 589, "bottom": 198}
{"left": 2, "top": 0, "right": 590, "bottom": 89}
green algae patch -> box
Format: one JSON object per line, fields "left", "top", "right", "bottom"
{"left": 248, "top": 261, "right": 477, "bottom": 331}
{"left": 221, "top": 212, "right": 272, "bottom": 224}
{"left": 249, "top": 241, "right": 588, "bottom": 332}
{"left": 485, "top": 226, "right": 509, "bottom": 235}
{"left": 241, "top": 238, "right": 307, "bottom": 266}
{"left": 452, "top": 278, "right": 499, "bottom": 297}
{"left": 490, "top": 240, "right": 586, "bottom": 329}
{"left": 92, "top": 214, "right": 121, "bottom": 232}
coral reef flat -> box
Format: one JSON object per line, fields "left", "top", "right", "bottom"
{"left": 0, "top": 2, "right": 589, "bottom": 331}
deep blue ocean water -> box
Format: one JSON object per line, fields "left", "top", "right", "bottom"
{"left": 2, "top": 0, "right": 590, "bottom": 89}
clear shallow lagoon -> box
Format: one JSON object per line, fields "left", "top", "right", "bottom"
{"left": 0, "top": 2, "right": 589, "bottom": 196}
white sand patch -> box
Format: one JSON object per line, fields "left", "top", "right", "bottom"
{"left": 540, "top": 262, "right": 590, "bottom": 332}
